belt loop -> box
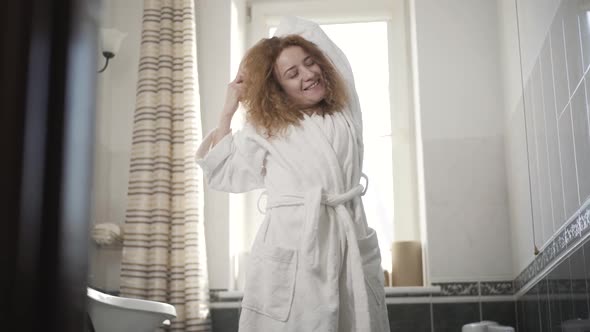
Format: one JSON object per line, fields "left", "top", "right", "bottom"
{"left": 257, "top": 191, "right": 268, "bottom": 214}
{"left": 360, "top": 173, "right": 369, "bottom": 196}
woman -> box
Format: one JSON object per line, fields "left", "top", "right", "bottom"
{"left": 196, "top": 17, "right": 389, "bottom": 331}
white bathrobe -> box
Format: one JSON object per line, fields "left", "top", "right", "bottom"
{"left": 196, "top": 17, "right": 390, "bottom": 332}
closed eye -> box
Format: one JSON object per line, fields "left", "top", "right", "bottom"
{"left": 283, "top": 66, "right": 298, "bottom": 79}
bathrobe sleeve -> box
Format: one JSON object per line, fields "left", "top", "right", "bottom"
{"left": 273, "top": 16, "right": 363, "bottom": 136}
{"left": 196, "top": 123, "right": 266, "bottom": 193}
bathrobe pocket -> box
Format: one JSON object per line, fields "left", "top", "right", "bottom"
{"left": 241, "top": 241, "right": 298, "bottom": 321}
{"left": 358, "top": 228, "right": 385, "bottom": 306}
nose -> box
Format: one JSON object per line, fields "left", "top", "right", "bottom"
{"left": 301, "top": 66, "right": 315, "bottom": 80}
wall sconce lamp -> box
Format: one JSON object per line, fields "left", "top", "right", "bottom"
{"left": 98, "top": 28, "right": 127, "bottom": 73}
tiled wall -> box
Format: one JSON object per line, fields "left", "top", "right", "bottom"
{"left": 210, "top": 301, "right": 516, "bottom": 332}
{"left": 516, "top": 238, "right": 590, "bottom": 331}
{"left": 210, "top": 282, "right": 517, "bottom": 332}
{"left": 523, "top": 0, "right": 590, "bottom": 253}
{"left": 510, "top": 2, "right": 590, "bottom": 330}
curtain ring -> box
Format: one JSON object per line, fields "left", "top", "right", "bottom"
{"left": 360, "top": 173, "right": 369, "bottom": 196}
{"left": 257, "top": 191, "right": 268, "bottom": 214}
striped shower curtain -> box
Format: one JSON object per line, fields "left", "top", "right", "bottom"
{"left": 120, "top": 0, "right": 211, "bottom": 331}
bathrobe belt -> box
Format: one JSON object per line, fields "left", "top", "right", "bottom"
{"left": 258, "top": 175, "right": 371, "bottom": 329}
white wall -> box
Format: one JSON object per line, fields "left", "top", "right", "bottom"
{"left": 412, "top": 0, "right": 513, "bottom": 282}
{"left": 195, "top": 0, "right": 233, "bottom": 290}
{"left": 500, "top": 0, "right": 590, "bottom": 278}
{"left": 89, "top": 0, "right": 142, "bottom": 291}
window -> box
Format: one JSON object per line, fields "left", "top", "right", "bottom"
{"left": 313, "top": 22, "right": 394, "bottom": 271}
{"left": 227, "top": 4, "right": 417, "bottom": 289}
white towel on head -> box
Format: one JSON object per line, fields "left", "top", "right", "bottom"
{"left": 91, "top": 223, "right": 122, "bottom": 246}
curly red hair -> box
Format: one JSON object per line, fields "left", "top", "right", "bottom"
{"left": 241, "top": 35, "right": 348, "bottom": 137}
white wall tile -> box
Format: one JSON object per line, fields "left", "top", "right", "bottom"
{"left": 514, "top": 0, "right": 562, "bottom": 80}
{"left": 580, "top": 9, "right": 590, "bottom": 73}
{"left": 531, "top": 61, "right": 555, "bottom": 244}
{"left": 563, "top": 0, "right": 585, "bottom": 95}
{"left": 573, "top": 78, "right": 590, "bottom": 202}
{"left": 558, "top": 105, "right": 581, "bottom": 217}
{"left": 551, "top": 8, "right": 571, "bottom": 115}
{"left": 541, "top": 37, "right": 567, "bottom": 230}
{"left": 497, "top": 0, "right": 590, "bottom": 282}
{"left": 524, "top": 79, "right": 544, "bottom": 247}
{"left": 506, "top": 100, "right": 535, "bottom": 277}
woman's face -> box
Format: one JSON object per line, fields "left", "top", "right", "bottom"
{"left": 274, "top": 46, "right": 326, "bottom": 108}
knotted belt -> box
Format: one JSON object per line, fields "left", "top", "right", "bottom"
{"left": 257, "top": 174, "right": 371, "bottom": 329}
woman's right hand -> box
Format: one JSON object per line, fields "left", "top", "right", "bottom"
{"left": 222, "top": 70, "right": 245, "bottom": 118}
{"left": 213, "top": 70, "right": 246, "bottom": 146}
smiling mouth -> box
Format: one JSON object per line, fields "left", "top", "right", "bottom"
{"left": 304, "top": 80, "right": 320, "bottom": 91}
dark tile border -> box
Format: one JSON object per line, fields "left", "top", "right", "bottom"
{"left": 480, "top": 281, "right": 514, "bottom": 296}
{"left": 211, "top": 281, "right": 516, "bottom": 303}
{"left": 515, "top": 204, "right": 590, "bottom": 292}
{"left": 432, "top": 282, "right": 479, "bottom": 296}
{"left": 431, "top": 281, "right": 515, "bottom": 297}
